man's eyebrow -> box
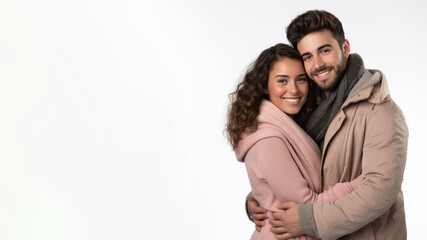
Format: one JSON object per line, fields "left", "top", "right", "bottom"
{"left": 300, "top": 44, "right": 333, "bottom": 58}
{"left": 300, "top": 52, "right": 311, "bottom": 58}
{"left": 318, "top": 44, "right": 332, "bottom": 50}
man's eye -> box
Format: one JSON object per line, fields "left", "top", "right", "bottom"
{"left": 303, "top": 56, "right": 312, "bottom": 61}
{"left": 321, "top": 49, "right": 330, "bottom": 54}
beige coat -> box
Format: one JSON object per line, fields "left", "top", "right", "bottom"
{"left": 301, "top": 70, "right": 408, "bottom": 240}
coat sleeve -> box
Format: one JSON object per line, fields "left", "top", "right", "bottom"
{"left": 245, "top": 137, "right": 361, "bottom": 206}
{"left": 308, "top": 101, "right": 408, "bottom": 240}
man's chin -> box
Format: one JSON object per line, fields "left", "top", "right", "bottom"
{"left": 316, "top": 78, "right": 340, "bottom": 92}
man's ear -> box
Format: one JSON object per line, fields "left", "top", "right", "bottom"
{"left": 343, "top": 39, "right": 350, "bottom": 59}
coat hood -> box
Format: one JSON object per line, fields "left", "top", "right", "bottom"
{"left": 344, "top": 69, "right": 390, "bottom": 107}
{"left": 234, "top": 100, "right": 320, "bottom": 164}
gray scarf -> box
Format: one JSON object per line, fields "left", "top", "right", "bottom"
{"left": 305, "top": 54, "right": 365, "bottom": 149}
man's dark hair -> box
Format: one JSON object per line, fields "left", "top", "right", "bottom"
{"left": 286, "top": 10, "right": 345, "bottom": 48}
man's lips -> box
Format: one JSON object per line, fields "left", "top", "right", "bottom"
{"left": 312, "top": 67, "right": 333, "bottom": 80}
{"left": 316, "top": 70, "right": 329, "bottom": 77}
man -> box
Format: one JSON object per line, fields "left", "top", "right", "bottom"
{"left": 248, "top": 10, "right": 408, "bottom": 240}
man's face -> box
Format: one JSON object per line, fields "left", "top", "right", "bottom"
{"left": 296, "top": 29, "right": 350, "bottom": 95}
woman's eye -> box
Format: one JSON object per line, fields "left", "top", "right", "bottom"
{"left": 278, "top": 79, "right": 287, "bottom": 84}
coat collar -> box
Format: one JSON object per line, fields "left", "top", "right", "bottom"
{"left": 342, "top": 69, "right": 390, "bottom": 109}
{"left": 321, "top": 69, "right": 390, "bottom": 159}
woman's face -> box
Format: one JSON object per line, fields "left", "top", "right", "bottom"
{"left": 266, "top": 58, "right": 309, "bottom": 118}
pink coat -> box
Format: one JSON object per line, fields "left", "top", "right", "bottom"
{"left": 235, "top": 100, "right": 361, "bottom": 240}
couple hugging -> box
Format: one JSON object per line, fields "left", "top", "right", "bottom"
{"left": 225, "top": 10, "right": 408, "bottom": 240}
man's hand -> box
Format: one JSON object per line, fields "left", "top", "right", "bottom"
{"left": 248, "top": 194, "right": 268, "bottom": 232}
{"left": 270, "top": 201, "right": 303, "bottom": 240}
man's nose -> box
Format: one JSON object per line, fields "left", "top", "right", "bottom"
{"left": 313, "top": 56, "right": 325, "bottom": 70}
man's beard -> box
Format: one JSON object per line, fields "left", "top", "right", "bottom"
{"left": 314, "top": 52, "right": 347, "bottom": 92}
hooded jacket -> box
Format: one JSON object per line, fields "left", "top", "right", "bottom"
{"left": 235, "top": 100, "right": 361, "bottom": 240}
{"left": 299, "top": 69, "right": 409, "bottom": 240}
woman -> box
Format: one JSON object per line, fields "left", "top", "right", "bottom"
{"left": 225, "top": 44, "right": 361, "bottom": 240}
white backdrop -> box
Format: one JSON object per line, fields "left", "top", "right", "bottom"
{"left": 1, "top": 0, "right": 426, "bottom": 239}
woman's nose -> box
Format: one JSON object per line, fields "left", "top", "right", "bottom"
{"left": 287, "top": 81, "right": 298, "bottom": 94}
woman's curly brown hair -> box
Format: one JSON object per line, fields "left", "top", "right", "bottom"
{"left": 225, "top": 43, "right": 316, "bottom": 149}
